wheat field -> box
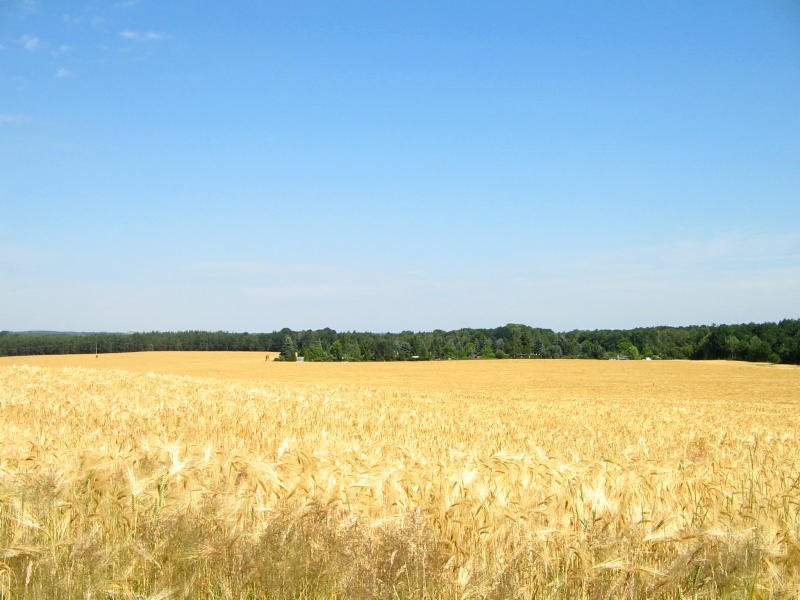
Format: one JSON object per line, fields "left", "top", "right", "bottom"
{"left": 0, "top": 354, "right": 799, "bottom": 599}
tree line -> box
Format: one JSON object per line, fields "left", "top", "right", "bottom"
{"left": 1, "top": 320, "right": 798, "bottom": 364}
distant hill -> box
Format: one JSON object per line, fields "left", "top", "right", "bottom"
{"left": 4, "top": 330, "right": 107, "bottom": 336}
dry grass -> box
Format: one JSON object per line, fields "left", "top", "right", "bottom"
{"left": 0, "top": 355, "right": 799, "bottom": 598}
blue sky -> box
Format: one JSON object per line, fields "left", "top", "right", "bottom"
{"left": 1, "top": 1, "right": 799, "bottom": 332}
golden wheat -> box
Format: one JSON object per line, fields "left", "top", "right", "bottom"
{"left": 0, "top": 355, "right": 798, "bottom": 598}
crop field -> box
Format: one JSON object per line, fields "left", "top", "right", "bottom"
{"left": 1, "top": 354, "right": 799, "bottom": 599}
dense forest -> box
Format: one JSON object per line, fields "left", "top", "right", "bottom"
{"left": 1, "top": 320, "right": 798, "bottom": 364}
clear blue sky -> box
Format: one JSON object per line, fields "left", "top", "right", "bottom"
{"left": 2, "top": 1, "right": 799, "bottom": 332}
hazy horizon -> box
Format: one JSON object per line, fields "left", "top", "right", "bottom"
{"left": 5, "top": 315, "right": 799, "bottom": 337}
{"left": 2, "top": 1, "right": 799, "bottom": 332}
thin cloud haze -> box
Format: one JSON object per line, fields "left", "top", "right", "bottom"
{"left": 119, "top": 30, "right": 168, "bottom": 42}
{"left": 0, "top": 114, "right": 30, "bottom": 124}
{"left": 20, "top": 34, "right": 40, "bottom": 51}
